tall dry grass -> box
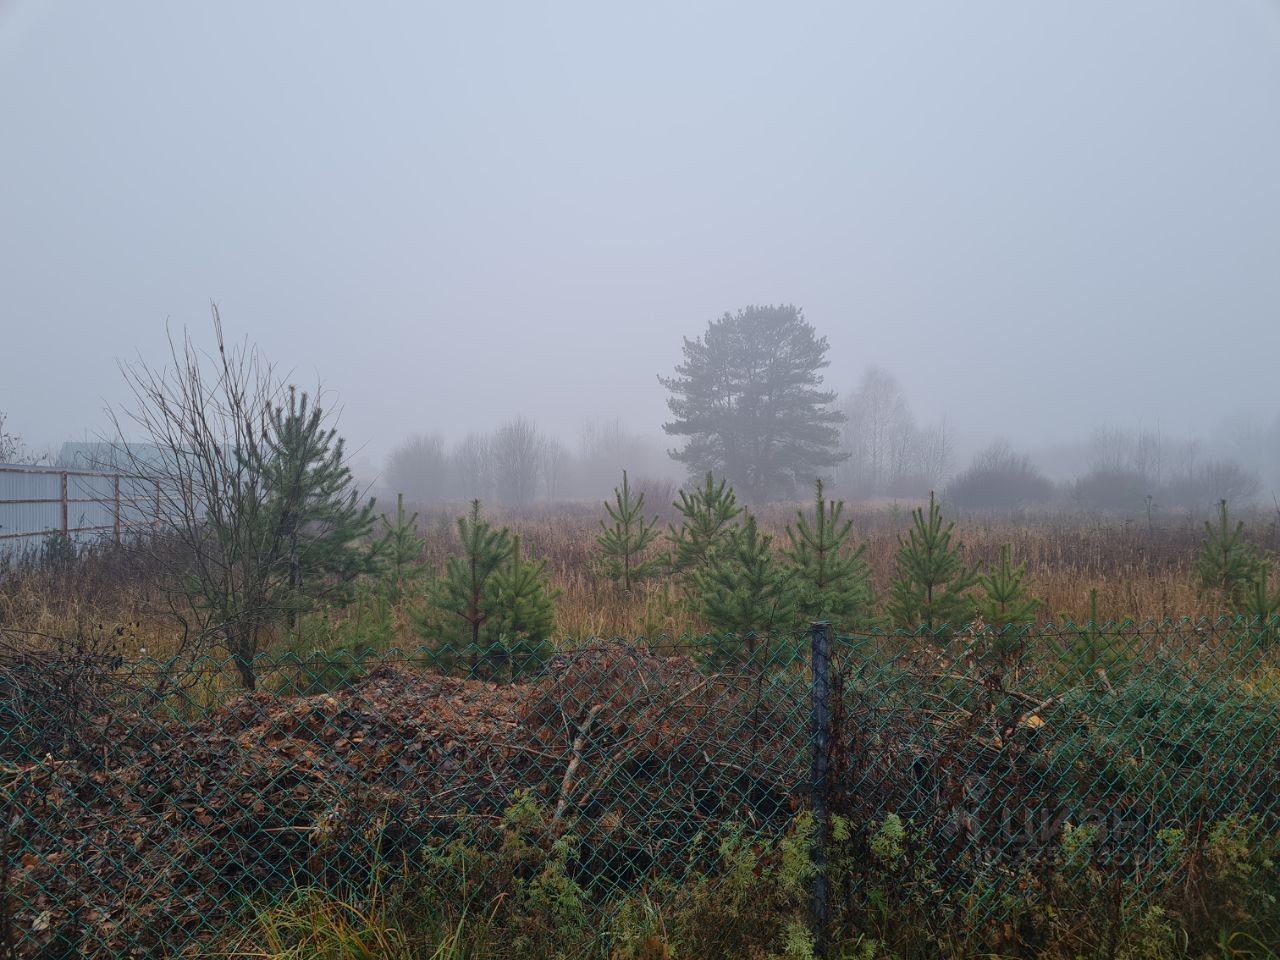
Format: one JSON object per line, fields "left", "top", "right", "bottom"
{"left": 422, "top": 499, "right": 1279, "bottom": 635}
{"left": 4, "top": 499, "right": 1278, "bottom": 656}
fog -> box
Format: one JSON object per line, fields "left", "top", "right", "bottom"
{"left": 3, "top": 2, "right": 1280, "bottom": 502}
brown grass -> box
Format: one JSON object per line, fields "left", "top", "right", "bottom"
{"left": 4, "top": 499, "right": 1278, "bottom": 657}
{"left": 422, "top": 500, "right": 1278, "bottom": 636}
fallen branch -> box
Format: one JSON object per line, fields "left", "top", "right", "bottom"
{"left": 553, "top": 703, "right": 603, "bottom": 824}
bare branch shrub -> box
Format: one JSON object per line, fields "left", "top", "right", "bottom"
{"left": 106, "top": 307, "right": 373, "bottom": 689}
{"left": 944, "top": 441, "right": 1054, "bottom": 511}
{"left": 0, "top": 624, "right": 129, "bottom": 762}
{"left": 385, "top": 433, "right": 451, "bottom": 503}
{"left": 491, "top": 417, "right": 542, "bottom": 507}
{"left": 450, "top": 432, "right": 494, "bottom": 501}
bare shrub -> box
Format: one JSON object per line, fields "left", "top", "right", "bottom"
{"left": 491, "top": 417, "right": 542, "bottom": 507}
{"left": 944, "top": 441, "right": 1054, "bottom": 510}
{"left": 384, "top": 433, "right": 451, "bottom": 502}
{"left": 1163, "top": 460, "right": 1261, "bottom": 509}
{"left": 1070, "top": 467, "right": 1151, "bottom": 512}
{"left": 107, "top": 308, "right": 375, "bottom": 689}
{"left": 0, "top": 625, "right": 128, "bottom": 762}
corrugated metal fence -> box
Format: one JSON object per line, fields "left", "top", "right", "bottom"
{"left": 0, "top": 465, "right": 163, "bottom": 554}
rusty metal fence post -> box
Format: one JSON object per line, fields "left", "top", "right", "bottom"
{"left": 59, "top": 471, "right": 69, "bottom": 540}
{"left": 809, "top": 620, "right": 831, "bottom": 957}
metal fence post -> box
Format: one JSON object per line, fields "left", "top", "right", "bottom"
{"left": 810, "top": 620, "right": 831, "bottom": 957}
{"left": 60, "top": 471, "right": 69, "bottom": 540}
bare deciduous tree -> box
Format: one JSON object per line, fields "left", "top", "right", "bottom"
{"left": 914, "top": 419, "right": 955, "bottom": 492}
{"left": 839, "top": 368, "right": 949, "bottom": 498}
{"left": 108, "top": 307, "right": 374, "bottom": 689}
{"left": 385, "top": 433, "right": 450, "bottom": 503}
{"left": 450, "top": 432, "right": 493, "bottom": 501}
{"left": 1090, "top": 426, "right": 1165, "bottom": 486}
{"left": 0, "top": 411, "right": 20, "bottom": 463}
{"left": 944, "top": 440, "right": 1054, "bottom": 510}
{"left": 491, "top": 417, "right": 542, "bottom": 507}
{"left": 540, "top": 436, "right": 571, "bottom": 501}
{"left": 0, "top": 413, "right": 47, "bottom": 465}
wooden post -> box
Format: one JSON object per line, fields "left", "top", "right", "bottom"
{"left": 113, "top": 474, "right": 122, "bottom": 545}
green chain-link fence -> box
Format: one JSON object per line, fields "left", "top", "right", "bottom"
{"left": 1, "top": 618, "right": 1278, "bottom": 957}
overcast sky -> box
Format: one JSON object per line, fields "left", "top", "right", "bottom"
{"left": 2, "top": 1, "right": 1279, "bottom": 467}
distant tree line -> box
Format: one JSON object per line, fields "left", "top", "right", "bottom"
{"left": 943, "top": 426, "right": 1274, "bottom": 514}
{"left": 367, "top": 301, "right": 1280, "bottom": 512}
{"left": 381, "top": 417, "right": 677, "bottom": 508}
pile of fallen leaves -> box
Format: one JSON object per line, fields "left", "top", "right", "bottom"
{"left": 2, "top": 642, "right": 808, "bottom": 958}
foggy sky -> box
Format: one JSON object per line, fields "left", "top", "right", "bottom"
{"left": 3, "top": 1, "right": 1280, "bottom": 467}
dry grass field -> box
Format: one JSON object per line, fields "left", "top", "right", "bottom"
{"left": 3, "top": 499, "right": 1280, "bottom": 960}
{"left": 5, "top": 498, "right": 1277, "bottom": 659}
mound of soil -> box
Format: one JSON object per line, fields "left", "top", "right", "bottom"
{"left": 3, "top": 642, "right": 806, "bottom": 958}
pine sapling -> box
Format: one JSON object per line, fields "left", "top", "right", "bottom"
{"left": 888, "top": 491, "right": 979, "bottom": 632}
{"left": 977, "top": 544, "right": 1040, "bottom": 627}
{"left": 976, "top": 544, "right": 1041, "bottom": 660}
{"left": 1196, "top": 500, "right": 1263, "bottom": 608}
{"left": 783, "top": 479, "right": 875, "bottom": 633}
{"left": 1068, "top": 586, "right": 1125, "bottom": 684}
{"left": 694, "top": 513, "right": 794, "bottom": 666}
{"left": 1238, "top": 561, "right": 1280, "bottom": 646}
{"left": 261, "top": 385, "right": 380, "bottom": 632}
{"left": 666, "top": 471, "right": 742, "bottom": 579}
{"left": 378, "top": 493, "right": 422, "bottom": 600}
{"left": 596, "top": 470, "right": 661, "bottom": 591}
{"left": 489, "top": 535, "right": 561, "bottom": 679}
{"left": 418, "top": 499, "right": 511, "bottom": 673}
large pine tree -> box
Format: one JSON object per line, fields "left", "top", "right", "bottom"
{"left": 660, "top": 305, "right": 846, "bottom": 501}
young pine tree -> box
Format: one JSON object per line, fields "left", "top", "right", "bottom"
{"left": 260, "top": 386, "right": 379, "bottom": 629}
{"left": 666, "top": 471, "right": 743, "bottom": 577}
{"left": 1238, "top": 561, "right": 1280, "bottom": 645}
{"left": 1196, "top": 500, "right": 1263, "bottom": 608}
{"left": 378, "top": 493, "right": 422, "bottom": 600}
{"left": 596, "top": 470, "right": 662, "bottom": 591}
{"left": 488, "top": 535, "right": 560, "bottom": 679}
{"left": 420, "top": 499, "right": 511, "bottom": 672}
{"left": 694, "top": 513, "right": 794, "bottom": 666}
{"left": 782, "top": 479, "right": 875, "bottom": 633}
{"left": 888, "top": 492, "right": 979, "bottom": 632}
{"left": 976, "top": 544, "right": 1041, "bottom": 660}
{"left": 1064, "top": 586, "right": 1130, "bottom": 684}
{"left": 977, "top": 545, "right": 1040, "bottom": 629}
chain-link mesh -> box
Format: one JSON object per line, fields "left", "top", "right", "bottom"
{"left": 1, "top": 619, "right": 1277, "bottom": 957}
